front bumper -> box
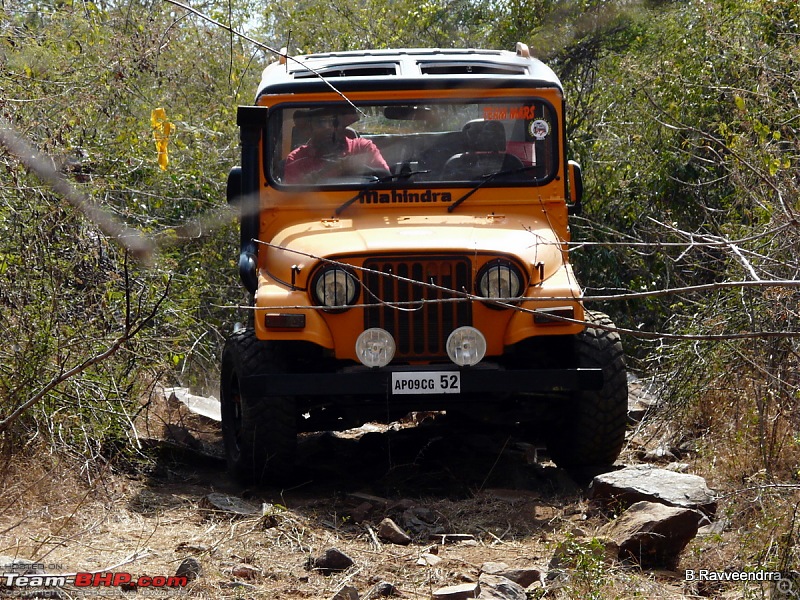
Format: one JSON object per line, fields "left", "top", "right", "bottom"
{"left": 240, "top": 364, "right": 602, "bottom": 397}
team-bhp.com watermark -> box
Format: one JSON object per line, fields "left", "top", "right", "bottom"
{"left": 2, "top": 571, "right": 188, "bottom": 596}
{"left": 686, "top": 569, "right": 800, "bottom": 597}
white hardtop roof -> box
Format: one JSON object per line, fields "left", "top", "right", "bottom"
{"left": 256, "top": 45, "right": 563, "bottom": 97}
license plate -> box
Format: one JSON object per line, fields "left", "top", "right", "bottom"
{"left": 391, "top": 371, "right": 461, "bottom": 395}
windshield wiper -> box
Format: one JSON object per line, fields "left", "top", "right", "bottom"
{"left": 334, "top": 170, "right": 431, "bottom": 217}
{"left": 382, "top": 169, "right": 431, "bottom": 181}
{"left": 447, "top": 165, "right": 539, "bottom": 213}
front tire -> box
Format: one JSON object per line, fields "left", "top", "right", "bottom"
{"left": 220, "top": 328, "right": 296, "bottom": 485}
{"left": 547, "top": 311, "right": 628, "bottom": 468}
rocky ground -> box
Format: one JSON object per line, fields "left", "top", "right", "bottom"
{"left": 0, "top": 378, "right": 786, "bottom": 599}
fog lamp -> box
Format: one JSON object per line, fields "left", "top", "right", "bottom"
{"left": 355, "top": 328, "right": 395, "bottom": 368}
{"left": 446, "top": 326, "right": 486, "bottom": 366}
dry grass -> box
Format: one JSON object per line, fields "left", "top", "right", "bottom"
{"left": 1, "top": 389, "right": 799, "bottom": 599}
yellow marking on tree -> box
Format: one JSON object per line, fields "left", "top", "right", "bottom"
{"left": 151, "top": 108, "right": 174, "bottom": 171}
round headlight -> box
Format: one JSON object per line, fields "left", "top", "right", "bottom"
{"left": 446, "top": 326, "right": 486, "bottom": 366}
{"left": 355, "top": 328, "right": 396, "bottom": 368}
{"left": 313, "top": 268, "right": 359, "bottom": 309}
{"left": 477, "top": 261, "right": 522, "bottom": 299}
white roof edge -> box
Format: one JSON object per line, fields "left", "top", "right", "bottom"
{"left": 256, "top": 47, "right": 562, "bottom": 96}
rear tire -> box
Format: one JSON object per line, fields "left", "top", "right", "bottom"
{"left": 546, "top": 310, "right": 628, "bottom": 468}
{"left": 220, "top": 328, "right": 296, "bottom": 485}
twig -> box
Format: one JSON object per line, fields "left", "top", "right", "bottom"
{"left": 58, "top": 550, "right": 153, "bottom": 577}
{"left": 365, "top": 524, "right": 383, "bottom": 551}
{"left": 717, "top": 483, "right": 800, "bottom": 499}
{"left": 476, "top": 525, "right": 509, "bottom": 545}
{"left": 642, "top": 89, "right": 798, "bottom": 222}
{"left": 162, "top": 0, "right": 366, "bottom": 116}
{"left": 478, "top": 436, "right": 511, "bottom": 493}
{"left": 236, "top": 234, "right": 800, "bottom": 340}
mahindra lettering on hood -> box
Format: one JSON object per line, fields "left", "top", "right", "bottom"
{"left": 221, "top": 44, "right": 628, "bottom": 485}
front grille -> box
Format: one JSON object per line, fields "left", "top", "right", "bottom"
{"left": 363, "top": 256, "right": 473, "bottom": 360}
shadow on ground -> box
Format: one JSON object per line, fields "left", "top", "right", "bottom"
{"left": 138, "top": 408, "right": 607, "bottom": 509}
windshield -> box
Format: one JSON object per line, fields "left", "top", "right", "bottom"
{"left": 267, "top": 99, "right": 558, "bottom": 188}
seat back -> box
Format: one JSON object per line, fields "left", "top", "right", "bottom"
{"left": 441, "top": 120, "right": 525, "bottom": 180}
{"left": 463, "top": 119, "right": 507, "bottom": 153}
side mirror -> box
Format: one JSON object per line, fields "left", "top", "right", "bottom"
{"left": 227, "top": 165, "right": 258, "bottom": 295}
{"left": 567, "top": 160, "right": 584, "bottom": 216}
{"left": 226, "top": 166, "right": 242, "bottom": 205}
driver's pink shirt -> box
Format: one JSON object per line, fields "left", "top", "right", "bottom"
{"left": 283, "top": 137, "right": 389, "bottom": 183}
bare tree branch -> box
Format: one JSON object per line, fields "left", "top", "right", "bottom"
{"left": 0, "top": 119, "right": 154, "bottom": 261}
{"left": 0, "top": 274, "right": 171, "bottom": 434}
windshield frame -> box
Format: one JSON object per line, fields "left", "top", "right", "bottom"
{"left": 264, "top": 96, "right": 560, "bottom": 191}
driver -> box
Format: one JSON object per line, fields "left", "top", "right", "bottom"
{"left": 283, "top": 106, "right": 390, "bottom": 184}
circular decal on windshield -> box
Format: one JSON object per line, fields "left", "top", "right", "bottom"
{"left": 529, "top": 119, "right": 550, "bottom": 140}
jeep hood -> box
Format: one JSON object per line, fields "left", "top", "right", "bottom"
{"left": 264, "top": 213, "right": 568, "bottom": 282}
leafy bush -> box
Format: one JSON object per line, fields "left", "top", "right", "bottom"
{"left": 2, "top": 0, "right": 799, "bottom": 505}
{"left": 0, "top": 1, "right": 255, "bottom": 461}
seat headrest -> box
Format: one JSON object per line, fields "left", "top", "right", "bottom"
{"left": 463, "top": 120, "right": 506, "bottom": 152}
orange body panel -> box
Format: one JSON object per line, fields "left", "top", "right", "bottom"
{"left": 245, "top": 73, "right": 584, "bottom": 364}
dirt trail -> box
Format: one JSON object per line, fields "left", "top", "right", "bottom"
{"left": 0, "top": 384, "right": 692, "bottom": 599}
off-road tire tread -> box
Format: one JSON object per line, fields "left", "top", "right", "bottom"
{"left": 220, "top": 328, "right": 296, "bottom": 485}
{"left": 547, "top": 310, "right": 628, "bottom": 468}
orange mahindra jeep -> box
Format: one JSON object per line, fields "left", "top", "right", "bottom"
{"left": 222, "top": 44, "right": 627, "bottom": 484}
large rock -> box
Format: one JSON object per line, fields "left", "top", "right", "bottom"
{"left": 307, "top": 548, "right": 355, "bottom": 574}
{"left": 431, "top": 582, "right": 480, "bottom": 599}
{"left": 364, "top": 581, "right": 395, "bottom": 599}
{"left": 627, "top": 373, "right": 659, "bottom": 424}
{"left": 476, "top": 574, "right": 527, "bottom": 599}
{"left": 402, "top": 506, "right": 440, "bottom": 536}
{"left": 479, "top": 563, "right": 543, "bottom": 588}
{"left": 588, "top": 464, "right": 717, "bottom": 517}
{"left": 417, "top": 553, "right": 442, "bottom": 567}
{"left": 163, "top": 386, "right": 221, "bottom": 421}
{"left": 331, "top": 585, "right": 359, "bottom": 600}
{"left": 174, "top": 557, "right": 202, "bottom": 582}
{"left": 202, "top": 492, "right": 260, "bottom": 517}
{"left": 377, "top": 517, "right": 412, "bottom": 545}
{"left": 598, "top": 500, "right": 701, "bottom": 568}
